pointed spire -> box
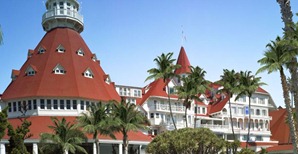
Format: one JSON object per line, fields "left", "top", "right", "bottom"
{"left": 175, "top": 46, "right": 191, "bottom": 74}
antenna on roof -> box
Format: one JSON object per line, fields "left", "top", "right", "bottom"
{"left": 181, "top": 25, "right": 187, "bottom": 46}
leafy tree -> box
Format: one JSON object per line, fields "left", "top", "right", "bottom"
{"left": 146, "top": 52, "right": 180, "bottom": 130}
{"left": 7, "top": 119, "right": 32, "bottom": 154}
{"left": 257, "top": 36, "right": 298, "bottom": 152}
{"left": 76, "top": 102, "right": 117, "bottom": 154}
{"left": 236, "top": 71, "right": 265, "bottom": 148}
{"left": 0, "top": 107, "right": 8, "bottom": 139}
{"left": 39, "top": 117, "right": 87, "bottom": 154}
{"left": 111, "top": 99, "right": 149, "bottom": 154}
{"left": 238, "top": 148, "right": 254, "bottom": 154}
{"left": 146, "top": 128, "right": 225, "bottom": 154}
{"left": 176, "top": 66, "right": 208, "bottom": 128}
{"left": 225, "top": 140, "right": 240, "bottom": 154}
{"left": 217, "top": 69, "right": 239, "bottom": 146}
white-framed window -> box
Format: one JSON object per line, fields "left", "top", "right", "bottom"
{"left": 262, "top": 109, "right": 267, "bottom": 116}
{"left": 56, "top": 44, "right": 65, "bottom": 53}
{"left": 258, "top": 98, "right": 265, "bottom": 104}
{"left": 84, "top": 68, "right": 94, "bottom": 78}
{"left": 232, "top": 107, "right": 237, "bottom": 114}
{"left": 25, "top": 65, "right": 37, "bottom": 76}
{"left": 38, "top": 46, "right": 46, "bottom": 54}
{"left": 250, "top": 97, "right": 257, "bottom": 104}
{"left": 238, "top": 107, "right": 244, "bottom": 115}
{"left": 202, "top": 107, "right": 206, "bottom": 114}
{"left": 53, "top": 64, "right": 66, "bottom": 74}
{"left": 77, "top": 48, "right": 84, "bottom": 56}
{"left": 237, "top": 95, "right": 246, "bottom": 102}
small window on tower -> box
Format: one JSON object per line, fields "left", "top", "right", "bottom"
{"left": 83, "top": 68, "right": 94, "bottom": 78}
{"left": 56, "top": 44, "right": 65, "bottom": 53}
{"left": 92, "top": 54, "right": 97, "bottom": 62}
{"left": 25, "top": 65, "right": 37, "bottom": 76}
{"left": 77, "top": 48, "right": 84, "bottom": 56}
{"left": 38, "top": 46, "right": 46, "bottom": 54}
{"left": 53, "top": 64, "right": 66, "bottom": 74}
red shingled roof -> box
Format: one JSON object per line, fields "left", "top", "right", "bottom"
{"left": 174, "top": 46, "right": 191, "bottom": 74}
{"left": 256, "top": 87, "right": 268, "bottom": 94}
{"left": 2, "top": 28, "right": 120, "bottom": 102}
{"left": 4, "top": 116, "right": 151, "bottom": 142}
{"left": 265, "top": 144, "right": 293, "bottom": 152}
{"left": 269, "top": 108, "right": 291, "bottom": 144}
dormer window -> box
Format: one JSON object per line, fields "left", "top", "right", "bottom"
{"left": 92, "top": 54, "right": 97, "bottom": 62}
{"left": 84, "top": 68, "right": 94, "bottom": 78}
{"left": 56, "top": 44, "right": 65, "bottom": 53}
{"left": 77, "top": 48, "right": 84, "bottom": 56}
{"left": 53, "top": 64, "right": 66, "bottom": 74}
{"left": 104, "top": 74, "right": 111, "bottom": 84}
{"left": 25, "top": 65, "right": 37, "bottom": 76}
{"left": 38, "top": 46, "right": 46, "bottom": 54}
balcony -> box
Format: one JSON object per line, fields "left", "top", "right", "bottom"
{"left": 150, "top": 104, "right": 185, "bottom": 113}
{"left": 42, "top": 9, "right": 84, "bottom": 33}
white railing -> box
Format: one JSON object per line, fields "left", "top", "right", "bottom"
{"left": 151, "top": 104, "right": 185, "bottom": 112}
{"left": 42, "top": 9, "right": 84, "bottom": 25}
{"left": 200, "top": 124, "right": 229, "bottom": 129}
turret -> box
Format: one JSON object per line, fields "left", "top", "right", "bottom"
{"left": 42, "top": 0, "right": 84, "bottom": 33}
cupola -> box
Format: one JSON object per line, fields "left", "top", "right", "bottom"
{"left": 42, "top": 0, "right": 84, "bottom": 33}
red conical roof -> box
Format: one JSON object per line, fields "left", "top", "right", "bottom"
{"left": 175, "top": 46, "right": 191, "bottom": 74}
{"left": 2, "top": 28, "right": 121, "bottom": 102}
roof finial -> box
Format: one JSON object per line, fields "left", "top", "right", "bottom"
{"left": 181, "top": 25, "right": 187, "bottom": 46}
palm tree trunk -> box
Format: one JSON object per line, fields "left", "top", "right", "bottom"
{"left": 194, "top": 103, "right": 198, "bottom": 128}
{"left": 280, "top": 68, "right": 298, "bottom": 153}
{"left": 276, "top": 1, "right": 298, "bottom": 148}
{"left": 184, "top": 100, "right": 188, "bottom": 128}
{"left": 246, "top": 98, "right": 251, "bottom": 148}
{"left": 123, "top": 132, "right": 128, "bottom": 154}
{"left": 228, "top": 98, "right": 235, "bottom": 141}
{"left": 167, "top": 85, "right": 177, "bottom": 130}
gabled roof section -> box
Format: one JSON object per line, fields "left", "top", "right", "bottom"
{"left": 2, "top": 28, "right": 120, "bottom": 102}
{"left": 174, "top": 46, "right": 191, "bottom": 75}
{"left": 256, "top": 87, "right": 268, "bottom": 94}
{"left": 38, "top": 45, "right": 46, "bottom": 54}
{"left": 56, "top": 44, "right": 65, "bottom": 53}
{"left": 137, "top": 79, "right": 178, "bottom": 106}
{"left": 84, "top": 68, "right": 94, "bottom": 78}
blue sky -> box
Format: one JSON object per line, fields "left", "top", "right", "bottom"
{"left": 0, "top": 1, "right": 298, "bottom": 107}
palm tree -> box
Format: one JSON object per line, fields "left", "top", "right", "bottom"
{"left": 257, "top": 36, "right": 298, "bottom": 153}
{"left": 111, "top": 99, "right": 149, "bottom": 154}
{"left": 176, "top": 66, "right": 208, "bottom": 128}
{"left": 76, "top": 102, "right": 117, "bottom": 154}
{"left": 217, "top": 69, "right": 239, "bottom": 144}
{"left": 236, "top": 71, "right": 265, "bottom": 149}
{"left": 146, "top": 52, "right": 180, "bottom": 130}
{"left": 39, "top": 117, "right": 87, "bottom": 154}
{"left": 276, "top": 0, "right": 298, "bottom": 138}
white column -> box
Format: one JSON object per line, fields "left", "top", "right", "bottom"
{"left": 33, "top": 143, "right": 38, "bottom": 154}
{"left": 119, "top": 143, "right": 123, "bottom": 154}
{"left": 93, "top": 143, "right": 97, "bottom": 154}
{"left": 0, "top": 143, "right": 5, "bottom": 154}
{"left": 139, "top": 145, "right": 142, "bottom": 154}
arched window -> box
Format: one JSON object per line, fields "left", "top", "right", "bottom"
{"left": 83, "top": 68, "right": 94, "bottom": 78}
{"left": 256, "top": 109, "right": 260, "bottom": 115}
{"left": 56, "top": 44, "right": 65, "bottom": 53}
